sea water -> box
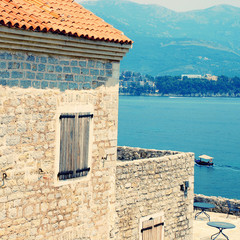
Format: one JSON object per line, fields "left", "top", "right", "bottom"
{"left": 118, "top": 96, "right": 240, "bottom": 200}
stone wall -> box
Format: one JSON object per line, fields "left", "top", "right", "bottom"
{"left": 194, "top": 194, "right": 240, "bottom": 216}
{"left": 117, "top": 146, "right": 179, "bottom": 161}
{"left": 115, "top": 146, "right": 195, "bottom": 240}
{"left": 0, "top": 50, "right": 120, "bottom": 240}
{"left": 0, "top": 50, "right": 113, "bottom": 91}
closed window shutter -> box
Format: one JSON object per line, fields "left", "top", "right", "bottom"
{"left": 59, "top": 114, "right": 75, "bottom": 180}
{"left": 59, "top": 113, "right": 92, "bottom": 180}
{"left": 141, "top": 216, "right": 164, "bottom": 240}
{"left": 76, "top": 113, "right": 91, "bottom": 177}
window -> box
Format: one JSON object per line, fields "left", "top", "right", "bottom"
{"left": 140, "top": 213, "right": 164, "bottom": 240}
{"left": 58, "top": 112, "right": 93, "bottom": 180}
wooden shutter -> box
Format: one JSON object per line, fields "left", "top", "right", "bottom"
{"left": 58, "top": 113, "right": 92, "bottom": 180}
{"left": 141, "top": 216, "right": 164, "bottom": 240}
{"left": 59, "top": 114, "right": 75, "bottom": 180}
{"left": 76, "top": 113, "right": 91, "bottom": 177}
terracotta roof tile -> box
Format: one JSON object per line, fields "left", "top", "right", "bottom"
{"left": 0, "top": 0, "right": 132, "bottom": 44}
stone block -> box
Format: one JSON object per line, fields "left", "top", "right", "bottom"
{"left": 9, "top": 208, "right": 17, "bottom": 219}
{"left": 58, "top": 82, "right": 68, "bottom": 91}
{"left": 0, "top": 116, "right": 14, "bottom": 124}
{"left": 65, "top": 74, "right": 73, "bottom": 81}
{"left": 60, "top": 60, "right": 69, "bottom": 65}
{"left": 0, "top": 52, "right": 12, "bottom": 60}
{"left": 92, "top": 81, "right": 98, "bottom": 89}
{"left": 26, "top": 55, "right": 35, "bottom": 62}
{"left": 0, "top": 79, "right": 7, "bottom": 86}
{"left": 6, "top": 135, "right": 20, "bottom": 146}
{"left": 0, "top": 62, "right": 6, "bottom": 69}
{"left": 0, "top": 197, "right": 7, "bottom": 203}
{"left": 21, "top": 62, "right": 31, "bottom": 70}
{"left": 47, "top": 65, "right": 54, "bottom": 72}
{"left": 41, "top": 81, "right": 49, "bottom": 89}
{"left": 55, "top": 65, "right": 62, "bottom": 73}
{"left": 80, "top": 68, "right": 89, "bottom": 75}
{"left": 69, "top": 82, "right": 78, "bottom": 90}
{"left": 49, "top": 81, "right": 58, "bottom": 89}
{"left": 57, "top": 74, "right": 63, "bottom": 81}
{"left": 24, "top": 205, "right": 33, "bottom": 217}
{"left": 72, "top": 67, "right": 80, "bottom": 74}
{"left": 106, "top": 70, "right": 112, "bottom": 77}
{"left": 36, "top": 73, "right": 44, "bottom": 80}
{"left": 11, "top": 71, "right": 23, "bottom": 79}
{"left": 83, "top": 83, "right": 91, "bottom": 89}
{"left": 78, "top": 82, "right": 83, "bottom": 89}
{"left": 36, "top": 64, "right": 45, "bottom": 72}
{"left": 13, "top": 53, "right": 25, "bottom": 60}
{"left": 63, "top": 66, "right": 71, "bottom": 73}
{"left": 88, "top": 60, "right": 95, "bottom": 68}
{"left": 48, "top": 57, "right": 58, "bottom": 64}
{"left": 70, "top": 60, "right": 78, "bottom": 66}
{"left": 17, "top": 121, "right": 27, "bottom": 133}
{"left": 0, "top": 71, "right": 10, "bottom": 79}
{"left": 26, "top": 72, "right": 35, "bottom": 80}
{"left": 96, "top": 61, "right": 104, "bottom": 69}
{"left": 20, "top": 80, "right": 32, "bottom": 88}
{"left": 32, "top": 81, "right": 41, "bottom": 89}
{"left": 105, "top": 62, "right": 112, "bottom": 70}
{"left": 32, "top": 63, "right": 37, "bottom": 71}
{"left": 74, "top": 75, "right": 84, "bottom": 82}
{"left": 41, "top": 202, "right": 48, "bottom": 212}
{"left": 40, "top": 57, "right": 47, "bottom": 63}
{"left": 90, "top": 69, "right": 99, "bottom": 76}
{"left": 59, "top": 199, "right": 67, "bottom": 207}
{"left": 45, "top": 73, "right": 57, "bottom": 81}
{"left": 8, "top": 62, "right": 20, "bottom": 69}
{"left": 84, "top": 76, "right": 92, "bottom": 82}
{"left": 79, "top": 60, "right": 87, "bottom": 67}
{"left": 97, "top": 76, "right": 107, "bottom": 81}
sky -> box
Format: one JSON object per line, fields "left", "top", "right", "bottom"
{"left": 79, "top": 0, "right": 240, "bottom": 12}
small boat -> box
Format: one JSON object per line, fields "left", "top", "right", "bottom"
{"left": 195, "top": 154, "right": 213, "bottom": 166}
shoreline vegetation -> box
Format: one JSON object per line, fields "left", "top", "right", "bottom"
{"left": 119, "top": 71, "right": 240, "bottom": 97}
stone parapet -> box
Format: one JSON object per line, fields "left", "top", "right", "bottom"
{"left": 115, "top": 146, "right": 195, "bottom": 240}
{"left": 117, "top": 146, "right": 179, "bottom": 161}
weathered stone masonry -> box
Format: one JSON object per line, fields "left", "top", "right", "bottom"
{"left": 0, "top": 50, "right": 113, "bottom": 91}
{"left": 0, "top": 46, "right": 120, "bottom": 240}
{"left": 0, "top": 24, "right": 195, "bottom": 240}
{"left": 115, "top": 147, "right": 195, "bottom": 240}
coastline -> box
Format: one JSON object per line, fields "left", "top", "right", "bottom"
{"left": 119, "top": 93, "right": 240, "bottom": 97}
{"left": 194, "top": 194, "right": 240, "bottom": 216}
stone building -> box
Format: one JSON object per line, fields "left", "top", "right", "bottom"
{"left": 0, "top": 0, "right": 194, "bottom": 239}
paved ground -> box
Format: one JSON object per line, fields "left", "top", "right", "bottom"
{"left": 193, "top": 211, "right": 240, "bottom": 240}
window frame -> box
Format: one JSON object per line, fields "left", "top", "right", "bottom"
{"left": 139, "top": 212, "right": 164, "bottom": 240}
{"left": 54, "top": 104, "right": 93, "bottom": 186}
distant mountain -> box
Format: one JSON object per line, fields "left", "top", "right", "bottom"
{"left": 79, "top": 0, "right": 240, "bottom": 76}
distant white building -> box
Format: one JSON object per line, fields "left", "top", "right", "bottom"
{"left": 204, "top": 74, "right": 218, "bottom": 81}
{"left": 181, "top": 74, "right": 202, "bottom": 79}
{"left": 181, "top": 74, "right": 218, "bottom": 81}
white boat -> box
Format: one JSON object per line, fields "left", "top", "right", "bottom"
{"left": 195, "top": 154, "right": 213, "bottom": 166}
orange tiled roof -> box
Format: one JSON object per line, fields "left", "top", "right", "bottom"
{"left": 0, "top": 0, "right": 132, "bottom": 44}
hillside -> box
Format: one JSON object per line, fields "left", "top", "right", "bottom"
{"left": 79, "top": 0, "right": 240, "bottom": 76}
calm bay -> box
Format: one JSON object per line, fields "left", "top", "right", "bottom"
{"left": 118, "top": 96, "right": 240, "bottom": 200}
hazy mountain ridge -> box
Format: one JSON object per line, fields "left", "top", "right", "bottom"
{"left": 80, "top": 0, "right": 240, "bottom": 76}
